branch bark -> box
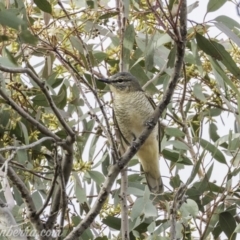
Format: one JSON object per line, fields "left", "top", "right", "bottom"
{"left": 64, "top": 0, "right": 187, "bottom": 238}
{"left": 0, "top": 155, "right": 47, "bottom": 240}
{"left": 0, "top": 65, "right": 75, "bottom": 139}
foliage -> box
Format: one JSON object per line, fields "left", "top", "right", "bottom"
{"left": 0, "top": 0, "right": 240, "bottom": 239}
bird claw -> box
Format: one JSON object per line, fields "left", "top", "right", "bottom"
{"left": 131, "top": 140, "right": 139, "bottom": 150}
{"left": 145, "top": 118, "right": 155, "bottom": 128}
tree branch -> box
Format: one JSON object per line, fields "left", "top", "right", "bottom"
{"left": 0, "top": 137, "right": 55, "bottom": 152}
{"left": 0, "top": 155, "right": 47, "bottom": 240}
{"left": 0, "top": 85, "right": 61, "bottom": 142}
{"left": 0, "top": 64, "right": 75, "bottom": 139}
{"left": 64, "top": 0, "right": 187, "bottom": 237}
{"left": 46, "top": 147, "right": 73, "bottom": 229}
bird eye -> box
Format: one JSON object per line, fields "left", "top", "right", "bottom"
{"left": 117, "top": 79, "right": 124, "bottom": 83}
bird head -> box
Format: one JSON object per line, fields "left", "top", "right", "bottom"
{"left": 98, "top": 72, "right": 142, "bottom": 93}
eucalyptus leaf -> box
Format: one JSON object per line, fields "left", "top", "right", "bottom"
{"left": 33, "top": 0, "right": 52, "bottom": 14}
{"left": 206, "top": 0, "right": 227, "bottom": 13}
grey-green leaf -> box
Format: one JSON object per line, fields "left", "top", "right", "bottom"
{"left": 165, "top": 127, "right": 185, "bottom": 137}
{"left": 207, "top": 0, "right": 227, "bottom": 13}
{"left": 219, "top": 212, "right": 236, "bottom": 240}
{"left": 123, "top": 24, "right": 135, "bottom": 67}
{"left": 0, "top": 9, "right": 25, "bottom": 29}
{"left": 193, "top": 83, "right": 207, "bottom": 102}
{"left": 33, "top": 0, "right": 52, "bottom": 14}
{"left": 200, "top": 139, "right": 226, "bottom": 164}
{"left": 88, "top": 170, "right": 105, "bottom": 186}
{"left": 214, "top": 15, "right": 240, "bottom": 30}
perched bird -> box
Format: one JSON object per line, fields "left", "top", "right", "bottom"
{"left": 98, "top": 72, "right": 163, "bottom": 193}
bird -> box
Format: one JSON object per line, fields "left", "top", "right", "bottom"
{"left": 98, "top": 72, "right": 163, "bottom": 193}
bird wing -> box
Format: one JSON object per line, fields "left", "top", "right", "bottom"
{"left": 145, "top": 94, "right": 162, "bottom": 153}
{"left": 112, "top": 109, "right": 130, "bottom": 148}
{"left": 112, "top": 94, "right": 163, "bottom": 154}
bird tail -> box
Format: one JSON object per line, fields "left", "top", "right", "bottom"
{"left": 145, "top": 173, "right": 164, "bottom": 194}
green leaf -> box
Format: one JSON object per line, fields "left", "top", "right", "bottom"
{"left": 165, "top": 127, "right": 185, "bottom": 137}
{"left": 102, "top": 216, "right": 121, "bottom": 230}
{"left": 88, "top": 134, "right": 98, "bottom": 160}
{"left": 3, "top": 47, "right": 18, "bottom": 66}
{"left": 52, "top": 84, "right": 67, "bottom": 109}
{"left": 127, "top": 186, "right": 144, "bottom": 196}
{"left": 202, "top": 192, "right": 217, "bottom": 206}
{"left": 145, "top": 34, "right": 155, "bottom": 71}
{"left": 0, "top": 9, "right": 25, "bottom": 29}
{"left": 234, "top": 224, "right": 240, "bottom": 233}
{"left": 72, "top": 215, "right": 81, "bottom": 226}
{"left": 197, "top": 34, "right": 240, "bottom": 78}
{"left": 73, "top": 173, "right": 88, "bottom": 205}
{"left": 196, "top": 33, "right": 222, "bottom": 60}
{"left": 87, "top": 170, "right": 105, "bottom": 186}
{"left": 19, "top": 29, "right": 38, "bottom": 45}
{"left": 0, "top": 57, "right": 18, "bottom": 67}
{"left": 99, "top": 12, "right": 118, "bottom": 19}
{"left": 193, "top": 164, "right": 214, "bottom": 194}
{"left": 193, "top": 83, "right": 207, "bottom": 102}
{"left": 80, "top": 227, "right": 93, "bottom": 240}
{"left": 219, "top": 212, "right": 236, "bottom": 240}
{"left": 70, "top": 36, "right": 84, "bottom": 54}
{"left": 167, "top": 140, "right": 189, "bottom": 150}
{"left": 123, "top": 24, "right": 135, "bottom": 67}
{"left": 130, "top": 64, "right": 158, "bottom": 94}
{"left": 47, "top": 73, "right": 64, "bottom": 88}
{"left": 202, "top": 204, "right": 224, "bottom": 239}
{"left": 209, "top": 122, "right": 228, "bottom": 148}
{"left": 32, "top": 94, "right": 48, "bottom": 107}
{"left": 188, "top": 156, "right": 204, "bottom": 184}
{"left": 101, "top": 152, "right": 110, "bottom": 176}
{"left": 206, "top": 0, "right": 227, "bottom": 13}
{"left": 93, "top": 51, "right": 108, "bottom": 63}
{"left": 95, "top": 237, "right": 108, "bottom": 240}
{"left": 0, "top": 110, "right": 10, "bottom": 128}
{"left": 209, "top": 122, "right": 220, "bottom": 142}
{"left": 210, "top": 58, "right": 240, "bottom": 98}
{"left": 180, "top": 199, "right": 199, "bottom": 218}
{"left": 144, "top": 201, "right": 157, "bottom": 218}
{"left": 32, "top": 192, "right": 43, "bottom": 210}
{"left": 16, "top": 149, "right": 28, "bottom": 164}
{"left": 214, "top": 22, "right": 240, "bottom": 48}
{"left": 33, "top": 0, "right": 52, "bottom": 14}
{"left": 0, "top": 35, "right": 9, "bottom": 42}
{"left": 199, "top": 139, "right": 226, "bottom": 164}
{"left": 18, "top": 122, "right": 29, "bottom": 145}
{"left": 191, "top": 40, "right": 203, "bottom": 76}
{"left": 167, "top": 44, "right": 177, "bottom": 68}
{"left": 170, "top": 174, "right": 181, "bottom": 188}
{"left": 13, "top": 186, "right": 24, "bottom": 206}
{"left": 131, "top": 197, "right": 144, "bottom": 220}
{"left": 162, "top": 149, "right": 192, "bottom": 165}
{"left": 214, "top": 15, "right": 240, "bottom": 30}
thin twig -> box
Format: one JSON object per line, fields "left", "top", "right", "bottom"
{"left": 142, "top": 61, "right": 167, "bottom": 90}
{"left": 64, "top": 0, "right": 187, "bottom": 237}
{"left": 0, "top": 154, "right": 47, "bottom": 239}
{"left": 0, "top": 82, "right": 61, "bottom": 142}
{"left": 0, "top": 137, "right": 55, "bottom": 152}
{"left": 0, "top": 64, "right": 75, "bottom": 139}
{"left": 53, "top": 50, "right": 119, "bottom": 162}
{"left": 117, "top": 0, "right": 129, "bottom": 238}
{"left": 36, "top": 161, "right": 59, "bottom": 216}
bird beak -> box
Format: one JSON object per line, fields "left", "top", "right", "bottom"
{"left": 98, "top": 78, "right": 111, "bottom": 84}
